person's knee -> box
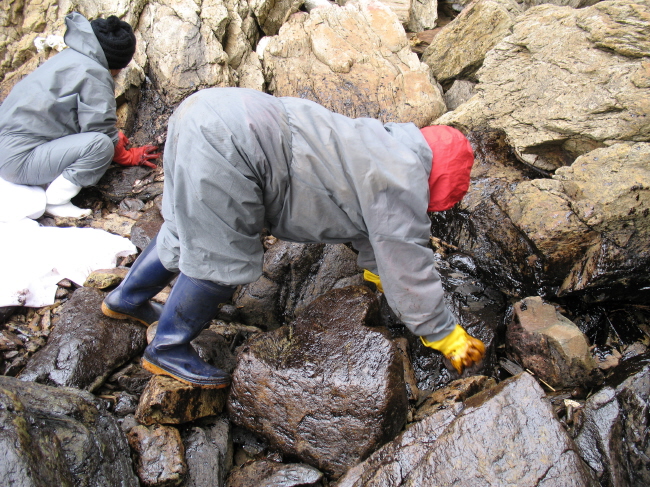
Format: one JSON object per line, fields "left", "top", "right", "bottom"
{"left": 89, "top": 133, "right": 115, "bottom": 164}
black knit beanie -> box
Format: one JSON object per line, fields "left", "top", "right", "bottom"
{"left": 90, "top": 15, "right": 136, "bottom": 70}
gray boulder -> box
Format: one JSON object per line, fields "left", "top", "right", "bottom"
{"left": 0, "top": 375, "right": 139, "bottom": 487}
{"left": 574, "top": 353, "right": 650, "bottom": 487}
{"left": 181, "top": 417, "right": 233, "bottom": 487}
{"left": 228, "top": 286, "right": 408, "bottom": 478}
{"left": 335, "top": 372, "right": 597, "bottom": 486}
{"left": 18, "top": 287, "right": 147, "bottom": 392}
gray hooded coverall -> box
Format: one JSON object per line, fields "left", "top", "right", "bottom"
{"left": 0, "top": 12, "right": 117, "bottom": 187}
{"left": 158, "top": 88, "right": 457, "bottom": 342}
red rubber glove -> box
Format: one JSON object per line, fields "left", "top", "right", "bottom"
{"left": 113, "top": 132, "right": 160, "bottom": 169}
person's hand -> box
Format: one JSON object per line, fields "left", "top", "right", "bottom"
{"left": 113, "top": 131, "right": 160, "bottom": 169}
{"left": 421, "top": 324, "right": 485, "bottom": 374}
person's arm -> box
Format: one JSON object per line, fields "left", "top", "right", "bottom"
{"left": 76, "top": 69, "right": 119, "bottom": 143}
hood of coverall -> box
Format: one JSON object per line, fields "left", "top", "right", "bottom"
{"left": 63, "top": 12, "right": 110, "bottom": 69}
{"left": 420, "top": 125, "right": 475, "bottom": 212}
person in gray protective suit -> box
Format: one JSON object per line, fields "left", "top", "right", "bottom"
{"left": 102, "top": 87, "right": 486, "bottom": 388}
{"left": 0, "top": 12, "right": 159, "bottom": 218}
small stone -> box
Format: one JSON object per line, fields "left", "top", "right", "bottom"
{"left": 83, "top": 267, "right": 129, "bottom": 289}
{"left": 128, "top": 424, "right": 187, "bottom": 486}
{"left": 135, "top": 375, "right": 228, "bottom": 425}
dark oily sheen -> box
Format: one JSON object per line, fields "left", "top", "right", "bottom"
{"left": 228, "top": 286, "right": 408, "bottom": 478}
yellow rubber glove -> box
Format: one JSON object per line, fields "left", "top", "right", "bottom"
{"left": 363, "top": 269, "right": 383, "bottom": 293}
{"left": 421, "top": 324, "right": 486, "bottom": 374}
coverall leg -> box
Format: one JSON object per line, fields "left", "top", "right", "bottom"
{"left": 0, "top": 132, "right": 114, "bottom": 187}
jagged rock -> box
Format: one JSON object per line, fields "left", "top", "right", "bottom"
{"left": 506, "top": 296, "right": 600, "bottom": 388}
{"left": 83, "top": 267, "right": 129, "bottom": 289}
{"left": 261, "top": 0, "right": 446, "bottom": 127}
{"left": 0, "top": 376, "right": 139, "bottom": 487}
{"left": 407, "top": 250, "right": 505, "bottom": 391}
{"left": 233, "top": 241, "right": 363, "bottom": 329}
{"left": 90, "top": 213, "right": 137, "bottom": 237}
{"left": 136, "top": 0, "right": 237, "bottom": 104}
{"left": 96, "top": 165, "right": 163, "bottom": 203}
{"left": 136, "top": 375, "right": 229, "bottom": 425}
{"left": 109, "top": 361, "right": 154, "bottom": 395}
{"left": 422, "top": 0, "right": 521, "bottom": 85}
{"left": 443, "top": 79, "right": 477, "bottom": 110}
{"left": 130, "top": 204, "right": 164, "bottom": 250}
{"left": 226, "top": 459, "right": 324, "bottom": 487}
{"left": 503, "top": 143, "right": 650, "bottom": 302}
{"left": 128, "top": 423, "right": 187, "bottom": 486}
{"left": 228, "top": 286, "right": 408, "bottom": 478}
{"left": 181, "top": 417, "right": 233, "bottom": 487}
{"left": 394, "top": 337, "right": 419, "bottom": 402}
{"left": 250, "top": 0, "right": 303, "bottom": 36}
{"left": 18, "top": 287, "right": 147, "bottom": 391}
{"left": 236, "top": 51, "right": 266, "bottom": 91}
{"left": 574, "top": 353, "right": 650, "bottom": 487}
{"left": 408, "top": 0, "right": 438, "bottom": 31}
{"left": 413, "top": 375, "right": 496, "bottom": 421}
{"left": 335, "top": 372, "right": 597, "bottom": 486}
{"left": 437, "top": 1, "right": 650, "bottom": 170}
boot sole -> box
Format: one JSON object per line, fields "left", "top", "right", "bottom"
{"left": 141, "top": 358, "right": 230, "bottom": 389}
{"left": 101, "top": 302, "right": 149, "bottom": 327}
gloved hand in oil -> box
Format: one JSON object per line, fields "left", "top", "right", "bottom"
{"left": 421, "top": 324, "right": 485, "bottom": 374}
{"left": 363, "top": 269, "right": 383, "bottom": 293}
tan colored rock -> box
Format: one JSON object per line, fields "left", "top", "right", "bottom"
{"left": 127, "top": 423, "right": 187, "bottom": 486}
{"left": 262, "top": 0, "right": 445, "bottom": 126}
{"left": 437, "top": 1, "right": 650, "bottom": 170}
{"left": 137, "top": 0, "right": 236, "bottom": 104}
{"left": 136, "top": 375, "right": 229, "bottom": 425}
{"left": 83, "top": 267, "right": 129, "bottom": 289}
{"left": 408, "top": 0, "right": 438, "bottom": 32}
{"left": 506, "top": 296, "right": 600, "bottom": 388}
{"left": 250, "top": 0, "right": 303, "bottom": 35}
{"left": 90, "top": 213, "right": 136, "bottom": 238}
{"left": 503, "top": 143, "right": 650, "bottom": 298}
{"left": 422, "top": 0, "right": 521, "bottom": 85}
{"left": 237, "top": 51, "right": 265, "bottom": 90}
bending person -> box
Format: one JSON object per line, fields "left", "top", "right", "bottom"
{"left": 0, "top": 12, "right": 159, "bottom": 218}
{"left": 103, "top": 87, "right": 485, "bottom": 388}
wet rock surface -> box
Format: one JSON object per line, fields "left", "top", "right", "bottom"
{"left": 128, "top": 423, "right": 187, "bottom": 486}
{"left": 575, "top": 353, "right": 650, "bottom": 487}
{"left": 336, "top": 372, "right": 597, "bottom": 486}
{"left": 181, "top": 416, "right": 233, "bottom": 487}
{"left": 17, "top": 287, "right": 147, "bottom": 391}
{"left": 228, "top": 286, "right": 408, "bottom": 478}
{"left": 136, "top": 375, "right": 229, "bottom": 426}
{"left": 0, "top": 376, "right": 139, "bottom": 487}
{"left": 507, "top": 296, "right": 600, "bottom": 389}
{"left": 233, "top": 241, "right": 364, "bottom": 329}
{"left": 226, "top": 459, "right": 323, "bottom": 487}
{"left": 1, "top": 0, "right": 649, "bottom": 485}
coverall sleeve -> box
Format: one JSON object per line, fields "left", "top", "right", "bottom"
{"left": 355, "top": 135, "right": 457, "bottom": 341}
{"left": 77, "top": 72, "right": 119, "bottom": 144}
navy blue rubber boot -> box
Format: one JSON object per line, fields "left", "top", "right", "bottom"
{"left": 142, "top": 273, "right": 235, "bottom": 388}
{"left": 102, "top": 236, "right": 176, "bottom": 326}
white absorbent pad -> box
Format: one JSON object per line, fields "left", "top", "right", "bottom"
{"left": 0, "top": 218, "right": 137, "bottom": 307}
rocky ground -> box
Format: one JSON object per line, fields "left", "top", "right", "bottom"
{"left": 1, "top": 0, "right": 649, "bottom": 486}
